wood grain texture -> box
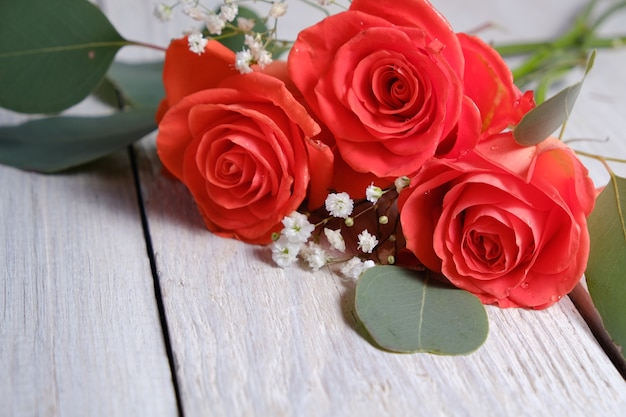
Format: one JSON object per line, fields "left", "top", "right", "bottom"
{"left": 132, "top": 0, "right": 626, "bottom": 413}
{"left": 2, "top": 0, "right": 626, "bottom": 416}
{"left": 137, "top": 128, "right": 626, "bottom": 415}
{"left": 0, "top": 150, "right": 177, "bottom": 415}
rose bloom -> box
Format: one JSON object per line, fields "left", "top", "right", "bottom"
{"left": 398, "top": 134, "right": 596, "bottom": 309}
{"left": 156, "top": 38, "right": 332, "bottom": 244}
{"left": 288, "top": 0, "right": 533, "bottom": 179}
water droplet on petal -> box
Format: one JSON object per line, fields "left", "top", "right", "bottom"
{"left": 424, "top": 190, "right": 431, "bottom": 195}
{"left": 550, "top": 294, "right": 562, "bottom": 302}
{"left": 490, "top": 145, "right": 500, "bottom": 151}
{"left": 428, "top": 39, "right": 444, "bottom": 53}
{"left": 520, "top": 281, "right": 529, "bottom": 289}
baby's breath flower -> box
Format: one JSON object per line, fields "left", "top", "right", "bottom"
{"left": 357, "top": 229, "right": 378, "bottom": 253}
{"left": 394, "top": 176, "right": 411, "bottom": 193}
{"left": 244, "top": 34, "right": 263, "bottom": 55}
{"left": 235, "top": 49, "right": 253, "bottom": 74}
{"left": 340, "top": 257, "right": 374, "bottom": 280}
{"left": 378, "top": 215, "right": 389, "bottom": 225}
{"left": 325, "top": 192, "right": 354, "bottom": 218}
{"left": 154, "top": 4, "right": 173, "bottom": 21}
{"left": 219, "top": 3, "right": 238, "bottom": 22}
{"left": 184, "top": 6, "right": 207, "bottom": 21}
{"left": 255, "top": 49, "right": 273, "bottom": 68}
{"left": 365, "top": 183, "right": 383, "bottom": 203}
{"left": 269, "top": 1, "right": 288, "bottom": 18}
{"left": 187, "top": 32, "right": 208, "bottom": 55}
{"left": 301, "top": 242, "right": 329, "bottom": 270}
{"left": 205, "top": 14, "right": 226, "bottom": 35}
{"left": 323, "top": 228, "right": 346, "bottom": 252}
{"left": 281, "top": 212, "right": 314, "bottom": 243}
{"left": 271, "top": 236, "right": 301, "bottom": 268}
{"left": 237, "top": 17, "right": 255, "bottom": 32}
{"left": 363, "top": 260, "right": 375, "bottom": 271}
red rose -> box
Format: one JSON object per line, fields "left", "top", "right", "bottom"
{"left": 156, "top": 38, "right": 331, "bottom": 243}
{"left": 457, "top": 33, "right": 535, "bottom": 134}
{"left": 288, "top": 0, "right": 534, "bottom": 180}
{"left": 288, "top": 0, "right": 465, "bottom": 178}
{"left": 398, "top": 134, "right": 595, "bottom": 309}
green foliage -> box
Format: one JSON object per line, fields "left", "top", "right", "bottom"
{"left": 0, "top": 0, "right": 130, "bottom": 114}
{"left": 513, "top": 51, "right": 595, "bottom": 146}
{"left": 355, "top": 266, "right": 489, "bottom": 355}
{"left": 215, "top": 6, "right": 291, "bottom": 59}
{"left": 586, "top": 175, "right": 626, "bottom": 361}
{"left": 107, "top": 61, "right": 165, "bottom": 109}
{"left": 0, "top": 110, "right": 156, "bottom": 172}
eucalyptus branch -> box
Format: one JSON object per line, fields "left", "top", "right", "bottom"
{"left": 574, "top": 149, "right": 626, "bottom": 166}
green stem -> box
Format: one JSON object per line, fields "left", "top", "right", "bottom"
{"left": 575, "top": 150, "right": 626, "bottom": 165}
{"left": 127, "top": 40, "right": 167, "bottom": 52}
{"left": 496, "top": 35, "right": 626, "bottom": 57}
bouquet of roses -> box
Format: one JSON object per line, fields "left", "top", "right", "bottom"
{"left": 1, "top": 0, "right": 624, "bottom": 362}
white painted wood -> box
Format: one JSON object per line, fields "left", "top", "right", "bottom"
{"left": 3, "top": 0, "right": 626, "bottom": 416}
{"left": 129, "top": 0, "right": 626, "bottom": 415}
{"left": 0, "top": 151, "right": 177, "bottom": 415}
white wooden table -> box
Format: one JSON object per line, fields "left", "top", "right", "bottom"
{"left": 2, "top": 0, "right": 626, "bottom": 416}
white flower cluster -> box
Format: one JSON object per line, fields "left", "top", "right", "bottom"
{"left": 235, "top": 34, "right": 273, "bottom": 74}
{"left": 272, "top": 185, "right": 393, "bottom": 279}
{"left": 153, "top": 0, "right": 281, "bottom": 74}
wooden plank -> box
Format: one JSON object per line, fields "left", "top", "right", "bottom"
{"left": 133, "top": 0, "right": 626, "bottom": 413}
{"left": 0, "top": 131, "right": 177, "bottom": 414}
{"left": 137, "top": 135, "right": 626, "bottom": 415}
{"left": 1, "top": 1, "right": 179, "bottom": 415}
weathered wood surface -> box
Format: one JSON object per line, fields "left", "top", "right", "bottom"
{"left": 2, "top": 0, "right": 626, "bottom": 416}
{"left": 0, "top": 149, "right": 178, "bottom": 416}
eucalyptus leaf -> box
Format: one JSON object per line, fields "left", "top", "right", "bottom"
{"left": 0, "top": 0, "right": 130, "bottom": 114}
{"left": 513, "top": 51, "right": 596, "bottom": 146}
{"left": 0, "top": 110, "right": 156, "bottom": 172}
{"left": 586, "top": 175, "right": 626, "bottom": 361}
{"left": 107, "top": 61, "right": 165, "bottom": 109}
{"left": 355, "top": 266, "right": 489, "bottom": 355}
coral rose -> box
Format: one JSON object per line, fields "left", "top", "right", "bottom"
{"left": 288, "top": 0, "right": 533, "bottom": 179}
{"left": 398, "top": 134, "right": 596, "bottom": 309}
{"left": 156, "top": 38, "right": 331, "bottom": 243}
{"left": 288, "top": 0, "right": 465, "bottom": 178}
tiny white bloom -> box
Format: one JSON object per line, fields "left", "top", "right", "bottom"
{"left": 301, "top": 242, "right": 328, "bottom": 270}
{"left": 269, "top": 1, "right": 288, "bottom": 18}
{"left": 255, "top": 49, "right": 273, "bottom": 68}
{"left": 237, "top": 17, "right": 255, "bottom": 32}
{"left": 219, "top": 3, "right": 238, "bottom": 22}
{"left": 271, "top": 236, "right": 301, "bottom": 268}
{"left": 357, "top": 229, "right": 378, "bottom": 254}
{"left": 184, "top": 6, "right": 207, "bottom": 21}
{"left": 323, "top": 228, "right": 346, "bottom": 253}
{"left": 362, "top": 260, "right": 376, "bottom": 271}
{"left": 325, "top": 192, "right": 354, "bottom": 218}
{"left": 235, "top": 49, "right": 253, "bottom": 74}
{"left": 394, "top": 176, "right": 411, "bottom": 193}
{"left": 340, "top": 257, "right": 366, "bottom": 280}
{"left": 281, "top": 212, "right": 314, "bottom": 243}
{"left": 206, "top": 14, "right": 226, "bottom": 35}
{"left": 244, "top": 34, "right": 263, "bottom": 55}
{"left": 187, "top": 32, "right": 208, "bottom": 55}
{"left": 154, "top": 4, "right": 173, "bottom": 21}
{"left": 365, "top": 183, "right": 384, "bottom": 203}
